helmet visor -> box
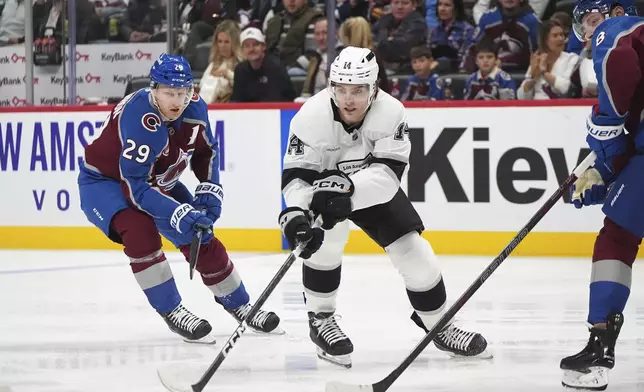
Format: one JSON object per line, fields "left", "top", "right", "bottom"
{"left": 330, "top": 83, "right": 370, "bottom": 107}
{"left": 572, "top": 2, "right": 609, "bottom": 42}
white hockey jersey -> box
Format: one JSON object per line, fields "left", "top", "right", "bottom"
{"left": 282, "top": 88, "right": 410, "bottom": 212}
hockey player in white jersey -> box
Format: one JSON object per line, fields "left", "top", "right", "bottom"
{"left": 278, "top": 46, "right": 490, "bottom": 368}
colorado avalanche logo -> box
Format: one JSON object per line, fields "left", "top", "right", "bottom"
{"left": 142, "top": 113, "right": 161, "bottom": 132}
{"left": 156, "top": 149, "right": 191, "bottom": 191}
{"left": 497, "top": 32, "right": 524, "bottom": 64}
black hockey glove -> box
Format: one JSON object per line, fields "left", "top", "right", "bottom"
{"left": 310, "top": 170, "right": 354, "bottom": 230}
{"left": 278, "top": 207, "right": 324, "bottom": 259}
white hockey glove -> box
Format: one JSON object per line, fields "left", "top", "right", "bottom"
{"left": 571, "top": 167, "right": 607, "bottom": 209}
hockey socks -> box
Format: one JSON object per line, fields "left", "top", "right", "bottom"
{"left": 588, "top": 217, "right": 639, "bottom": 324}
{"left": 130, "top": 250, "right": 181, "bottom": 314}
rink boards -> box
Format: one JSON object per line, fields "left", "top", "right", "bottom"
{"left": 0, "top": 100, "right": 610, "bottom": 256}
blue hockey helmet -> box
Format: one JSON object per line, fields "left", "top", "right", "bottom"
{"left": 149, "top": 53, "right": 194, "bottom": 89}
{"left": 573, "top": 0, "right": 637, "bottom": 41}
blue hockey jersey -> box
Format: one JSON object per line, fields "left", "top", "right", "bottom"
{"left": 81, "top": 89, "right": 220, "bottom": 220}
{"left": 399, "top": 73, "right": 446, "bottom": 101}
{"left": 586, "top": 16, "right": 644, "bottom": 174}
{"left": 463, "top": 68, "right": 517, "bottom": 100}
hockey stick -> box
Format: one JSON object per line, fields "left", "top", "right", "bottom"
{"left": 326, "top": 151, "right": 597, "bottom": 392}
{"left": 188, "top": 229, "right": 203, "bottom": 280}
{"left": 159, "top": 243, "right": 306, "bottom": 392}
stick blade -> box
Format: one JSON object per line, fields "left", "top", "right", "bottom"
{"left": 158, "top": 365, "right": 198, "bottom": 392}
{"left": 325, "top": 381, "right": 375, "bottom": 392}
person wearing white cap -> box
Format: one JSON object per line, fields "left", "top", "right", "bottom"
{"left": 231, "top": 27, "right": 297, "bottom": 102}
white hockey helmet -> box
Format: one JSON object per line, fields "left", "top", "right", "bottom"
{"left": 328, "top": 46, "right": 379, "bottom": 107}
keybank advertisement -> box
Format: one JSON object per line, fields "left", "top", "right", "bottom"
{"left": 0, "top": 104, "right": 605, "bottom": 253}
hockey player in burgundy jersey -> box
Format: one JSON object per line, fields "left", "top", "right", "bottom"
{"left": 78, "top": 54, "right": 281, "bottom": 343}
{"left": 560, "top": 1, "right": 644, "bottom": 389}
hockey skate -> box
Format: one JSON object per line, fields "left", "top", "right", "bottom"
{"left": 412, "top": 311, "right": 491, "bottom": 358}
{"left": 160, "top": 304, "right": 215, "bottom": 344}
{"left": 220, "top": 299, "right": 283, "bottom": 334}
{"left": 309, "top": 311, "right": 354, "bottom": 368}
{"left": 560, "top": 313, "right": 623, "bottom": 391}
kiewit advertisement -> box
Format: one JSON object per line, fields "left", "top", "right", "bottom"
{"left": 0, "top": 43, "right": 164, "bottom": 106}
{"left": 0, "top": 102, "right": 612, "bottom": 256}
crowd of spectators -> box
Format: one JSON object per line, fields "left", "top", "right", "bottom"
{"left": 1, "top": 0, "right": 641, "bottom": 102}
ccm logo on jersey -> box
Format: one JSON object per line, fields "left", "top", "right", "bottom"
{"left": 313, "top": 176, "right": 352, "bottom": 193}
{"left": 142, "top": 113, "right": 162, "bottom": 132}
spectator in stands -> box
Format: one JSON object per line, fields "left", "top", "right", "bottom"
{"left": 370, "top": 0, "right": 391, "bottom": 24}
{"left": 180, "top": 0, "right": 224, "bottom": 69}
{"left": 199, "top": 20, "right": 242, "bottom": 103}
{"left": 296, "top": 16, "right": 328, "bottom": 101}
{"left": 373, "top": 0, "right": 427, "bottom": 73}
{"left": 550, "top": 11, "right": 572, "bottom": 41}
{"left": 265, "top": 0, "right": 322, "bottom": 76}
{"left": 336, "top": 0, "right": 370, "bottom": 23}
{"left": 338, "top": 16, "right": 390, "bottom": 93}
{"left": 463, "top": 39, "right": 516, "bottom": 100}
{"left": 426, "top": 0, "right": 474, "bottom": 72}
{"left": 472, "top": 0, "right": 548, "bottom": 24}
{"left": 463, "top": 0, "right": 541, "bottom": 73}
{"left": 399, "top": 46, "right": 445, "bottom": 100}
{"left": 518, "top": 20, "right": 578, "bottom": 100}
{"left": 33, "top": 0, "right": 100, "bottom": 44}
{"left": 119, "top": 0, "right": 167, "bottom": 42}
{"left": 0, "top": 0, "right": 24, "bottom": 46}
{"left": 231, "top": 27, "right": 297, "bottom": 102}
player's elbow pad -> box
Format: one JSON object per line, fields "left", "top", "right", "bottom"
{"left": 586, "top": 115, "right": 628, "bottom": 162}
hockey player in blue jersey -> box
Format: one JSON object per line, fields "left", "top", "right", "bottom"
{"left": 78, "top": 54, "right": 281, "bottom": 343}
{"left": 566, "top": 0, "right": 636, "bottom": 54}
{"left": 559, "top": 1, "right": 644, "bottom": 389}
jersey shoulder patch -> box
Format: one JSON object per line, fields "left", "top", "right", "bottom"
{"left": 119, "top": 92, "right": 168, "bottom": 149}
{"left": 181, "top": 94, "right": 209, "bottom": 123}
{"left": 366, "top": 93, "right": 406, "bottom": 139}
{"left": 499, "top": 70, "right": 512, "bottom": 81}
{"left": 289, "top": 90, "right": 332, "bottom": 146}
{"left": 286, "top": 134, "right": 305, "bottom": 156}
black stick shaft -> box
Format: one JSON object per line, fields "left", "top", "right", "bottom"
{"left": 189, "top": 230, "right": 202, "bottom": 281}
{"left": 191, "top": 250, "right": 300, "bottom": 392}
{"left": 371, "top": 151, "right": 596, "bottom": 392}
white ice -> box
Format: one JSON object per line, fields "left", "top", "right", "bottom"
{"left": 1, "top": 250, "right": 643, "bottom": 392}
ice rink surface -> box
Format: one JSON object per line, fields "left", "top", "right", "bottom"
{"left": 1, "top": 250, "right": 643, "bottom": 392}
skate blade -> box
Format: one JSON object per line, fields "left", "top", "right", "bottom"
{"left": 440, "top": 347, "right": 494, "bottom": 359}
{"left": 317, "top": 347, "right": 352, "bottom": 368}
{"left": 249, "top": 325, "right": 286, "bottom": 335}
{"left": 182, "top": 333, "right": 217, "bottom": 345}
{"left": 562, "top": 367, "right": 608, "bottom": 391}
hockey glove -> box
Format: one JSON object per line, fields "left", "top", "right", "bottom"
{"left": 170, "top": 203, "right": 214, "bottom": 244}
{"left": 310, "top": 170, "right": 354, "bottom": 230}
{"left": 279, "top": 207, "right": 324, "bottom": 259}
{"left": 571, "top": 167, "right": 607, "bottom": 209}
{"left": 193, "top": 182, "right": 223, "bottom": 224}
